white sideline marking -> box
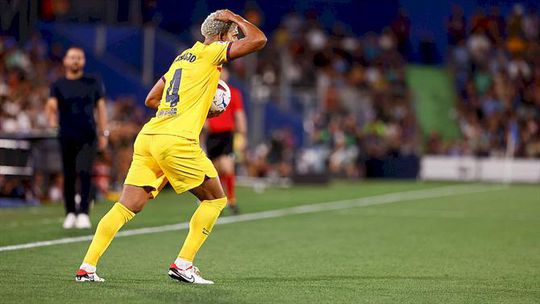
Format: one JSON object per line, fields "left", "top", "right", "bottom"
{"left": 0, "top": 184, "right": 505, "bottom": 252}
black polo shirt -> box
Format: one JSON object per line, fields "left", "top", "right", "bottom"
{"left": 50, "top": 75, "right": 105, "bottom": 142}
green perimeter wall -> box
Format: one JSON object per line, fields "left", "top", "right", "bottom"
{"left": 406, "top": 65, "right": 460, "bottom": 142}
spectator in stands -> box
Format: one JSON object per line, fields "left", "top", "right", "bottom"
{"left": 446, "top": 5, "right": 540, "bottom": 158}
{"left": 447, "top": 5, "right": 467, "bottom": 46}
{"left": 391, "top": 9, "right": 411, "bottom": 56}
{"left": 244, "top": 10, "right": 418, "bottom": 178}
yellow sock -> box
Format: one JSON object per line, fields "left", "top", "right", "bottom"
{"left": 82, "top": 202, "right": 135, "bottom": 266}
{"left": 178, "top": 197, "right": 227, "bottom": 262}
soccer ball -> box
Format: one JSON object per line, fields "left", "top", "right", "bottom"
{"left": 210, "top": 80, "right": 231, "bottom": 112}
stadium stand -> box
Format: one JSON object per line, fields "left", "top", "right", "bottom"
{"left": 2, "top": 2, "right": 539, "bottom": 203}
{"left": 0, "top": 35, "right": 146, "bottom": 203}
{"left": 245, "top": 11, "right": 419, "bottom": 179}
{"left": 441, "top": 4, "right": 540, "bottom": 158}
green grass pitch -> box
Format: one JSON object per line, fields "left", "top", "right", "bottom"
{"left": 0, "top": 181, "right": 539, "bottom": 303}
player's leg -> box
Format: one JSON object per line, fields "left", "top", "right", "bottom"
{"left": 208, "top": 131, "right": 238, "bottom": 214}
{"left": 180, "top": 177, "right": 226, "bottom": 261}
{"left": 60, "top": 138, "right": 77, "bottom": 229}
{"left": 76, "top": 133, "right": 165, "bottom": 282}
{"left": 153, "top": 135, "right": 226, "bottom": 284}
{"left": 76, "top": 185, "right": 152, "bottom": 282}
{"left": 169, "top": 177, "right": 226, "bottom": 284}
{"left": 213, "top": 154, "right": 238, "bottom": 213}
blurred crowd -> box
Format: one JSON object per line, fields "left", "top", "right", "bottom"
{"left": 434, "top": 4, "right": 540, "bottom": 157}
{"left": 0, "top": 34, "right": 59, "bottom": 134}
{"left": 0, "top": 34, "right": 55, "bottom": 202}
{"left": 2, "top": 8, "right": 418, "bottom": 203}
{"left": 243, "top": 10, "right": 417, "bottom": 178}
{"left": 0, "top": 34, "right": 145, "bottom": 201}
{"left": 5, "top": 4, "right": 540, "bottom": 202}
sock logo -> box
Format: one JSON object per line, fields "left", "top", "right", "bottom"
{"left": 202, "top": 228, "right": 210, "bottom": 235}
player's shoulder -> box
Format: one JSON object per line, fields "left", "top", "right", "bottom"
{"left": 229, "top": 86, "right": 244, "bottom": 107}
{"left": 51, "top": 76, "right": 71, "bottom": 88}
{"left": 209, "top": 41, "right": 230, "bottom": 51}
{"left": 51, "top": 77, "right": 63, "bottom": 88}
{"left": 200, "top": 41, "right": 229, "bottom": 52}
{"left": 229, "top": 85, "right": 240, "bottom": 95}
{"left": 212, "top": 41, "right": 229, "bottom": 46}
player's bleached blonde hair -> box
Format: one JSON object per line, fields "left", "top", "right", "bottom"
{"left": 201, "top": 10, "right": 235, "bottom": 39}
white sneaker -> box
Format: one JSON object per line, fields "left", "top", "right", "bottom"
{"left": 75, "top": 269, "right": 105, "bottom": 282}
{"left": 75, "top": 213, "right": 91, "bottom": 229}
{"left": 62, "top": 213, "right": 77, "bottom": 229}
{"left": 168, "top": 263, "right": 214, "bottom": 284}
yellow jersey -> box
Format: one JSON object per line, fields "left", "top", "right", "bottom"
{"left": 140, "top": 41, "right": 232, "bottom": 139}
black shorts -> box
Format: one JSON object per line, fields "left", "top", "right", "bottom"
{"left": 206, "top": 131, "right": 234, "bottom": 160}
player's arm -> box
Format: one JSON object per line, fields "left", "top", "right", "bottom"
{"left": 45, "top": 97, "right": 58, "bottom": 128}
{"left": 231, "top": 88, "right": 247, "bottom": 136}
{"left": 233, "top": 90, "right": 247, "bottom": 150}
{"left": 145, "top": 77, "right": 165, "bottom": 109}
{"left": 95, "top": 98, "right": 109, "bottom": 150}
{"left": 234, "top": 110, "right": 247, "bottom": 138}
{"left": 95, "top": 98, "right": 108, "bottom": 135}
{"left": 234, "top": 109, "right": 248, "bottom": 151}
{"left": 216, "top": 10, "right": 267, "bottom": 60}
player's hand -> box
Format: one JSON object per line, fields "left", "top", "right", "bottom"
{"left": 237, "top": 134, "right": 247, "bottom": 152}
{"left": 215, "top": 9, "right": 238, "bottom": 22}
{"left": 207, "top": 109, "right": 225, "bottom": 118}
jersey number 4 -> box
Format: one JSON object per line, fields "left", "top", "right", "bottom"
{"left": 165, "top": 68, "right": 182, "bottom": 107}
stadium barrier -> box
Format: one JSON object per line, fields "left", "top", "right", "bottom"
{"left": 421, "top": 156, "right": 540, "bottom": 184}
{"left": 0, "top": 133, "right": 61, "bottom": 205}
{"left": 0, "top": 132, "right": 61, "bottom": 176}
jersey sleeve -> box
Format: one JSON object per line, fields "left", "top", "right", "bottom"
{"left": 50, "top": 82, "right": 59, "bottom": 99}
{"left": 94, "top": 77, "right": 105, "bottom": 100}
{"left": 208, "top": 41, "right": 233, "bottom": 65}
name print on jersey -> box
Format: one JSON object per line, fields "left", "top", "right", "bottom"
{"left": 176, "top": 52, "right": 197, "bottom": 63}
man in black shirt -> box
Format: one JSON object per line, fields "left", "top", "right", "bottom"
{"left": 46, "top": 47, "right": 109, "bottom": 229}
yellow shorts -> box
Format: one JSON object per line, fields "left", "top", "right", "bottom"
{"left": 124, "top": 133, "right": 218, "bottom": 198}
